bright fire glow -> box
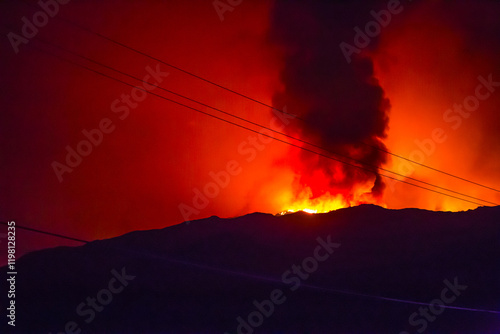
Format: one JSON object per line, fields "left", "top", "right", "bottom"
{"left": 285, "top": 190, "right": 348, "bottom": 214}
{"left": 277, "top": 176, "right": 386, "bottom": 215}
{"left": 277, "top": 208, "right": 318, "bottom": 216}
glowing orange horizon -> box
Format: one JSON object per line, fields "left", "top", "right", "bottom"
{"left": 275, "top": 173, "right": 387, "bottom": 216}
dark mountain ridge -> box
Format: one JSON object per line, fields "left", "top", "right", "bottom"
{"left": 2, "top": 205, "right": 500, "bottom": 333}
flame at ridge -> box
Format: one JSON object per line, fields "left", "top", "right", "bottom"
{"left": 276, "top": 165, "right": 386, "bottom": 215}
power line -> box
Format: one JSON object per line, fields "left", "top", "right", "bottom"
{"left": 0, "top": 221, "right": 89, "bottom": 243}
{"left": 25, "top": 34, "right": 499, "bottom": 207}
{"left": 17, "top": 37, "right": 495, "bottom": 208}
{"left": 1, "top": 19, "right": 494, "bottom": 206}
{"left": 22, "top": 2, "right": 500, "bottom": 195}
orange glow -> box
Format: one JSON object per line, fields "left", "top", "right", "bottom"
{"left": 371, "top": 1, "right": 500, "bottom": 212}
{"left": 279, "top": 188, "right": 348, "bottom": 215}
{"left": 278, "top": 184, "right": 386, "bottom": 215}
{"left": 275, "top": 151, "right": 387, "bottom": 215}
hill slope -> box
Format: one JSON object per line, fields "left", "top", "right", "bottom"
{"left": 2, "top": 205, "right": 500, "bottom": 333}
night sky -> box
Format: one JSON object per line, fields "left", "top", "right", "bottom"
{"left": 1, "top": 0, "right": 500, "bottom": 259}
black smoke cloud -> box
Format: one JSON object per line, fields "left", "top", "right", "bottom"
{"left": 269, "top": 0, "right": 392, "bottom": 197}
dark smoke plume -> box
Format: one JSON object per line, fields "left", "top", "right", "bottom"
{"left": 269, "top": 0, "right": 391, "bottom": 198}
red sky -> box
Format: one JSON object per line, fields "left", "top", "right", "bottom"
{"left": 1, "top": 0, "right": 500, "bottom": 261}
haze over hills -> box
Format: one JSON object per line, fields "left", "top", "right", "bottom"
{"left": 2, "top": 205, "right": 500, "bottom": 333}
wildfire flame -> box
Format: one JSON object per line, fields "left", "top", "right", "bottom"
{"left": 277, "top": 176, "right": 386, "bottom": 216}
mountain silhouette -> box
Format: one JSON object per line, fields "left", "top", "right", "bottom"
{"left": 2, "top": 204, "right": 499, "bottom": 333}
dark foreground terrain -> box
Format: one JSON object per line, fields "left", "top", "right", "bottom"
{"left": 2, "top": 205, "right": 500, "bottom": 333}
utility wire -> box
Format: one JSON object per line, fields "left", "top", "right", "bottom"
{"left": 17, "top": 1, "right": 499, "bottom": 194}
{"left": 26, "top": 34, "right": 499, "bottom": 207}
{"left": 0, "top": 221, "right": 89, "bottom": 243}
{"left": 15, "top": 37, "right": 494, "bottom": 208}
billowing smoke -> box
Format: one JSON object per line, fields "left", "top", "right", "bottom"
{"left": 269, "top": 0, "right": 391, "bottom": 203}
